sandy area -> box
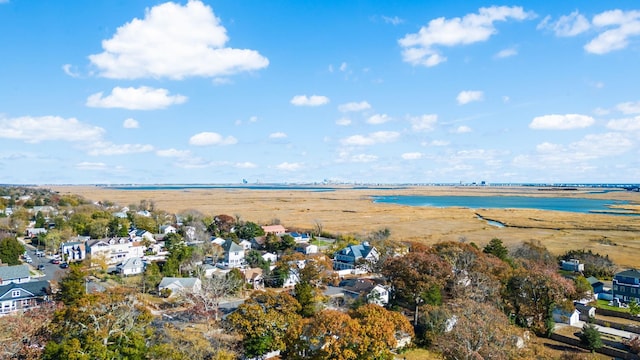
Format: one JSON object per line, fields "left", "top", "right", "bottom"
{"left": 49, "top": 185, "right": 640, "bottom": 269}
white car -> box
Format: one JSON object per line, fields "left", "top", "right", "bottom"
{"left": 35, "top": 250, "right": 45, "bottom": 257}
{"left": 24, "top": 256, "right": 33, "bottom": 263}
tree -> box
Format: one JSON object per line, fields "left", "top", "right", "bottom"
{"left": 0, "top": 236, "right": 25, "bottom": 265}
{"left": 630, "top": 299, "right": 640, "bottom": 317}
{"left": 483, "top": 238, "right": 509, "bottom": 261}
{"left": 57, "top": 265, "right": 87, "bottom": 306}
{"left": 294, "top": 281, "right": 316, "bottom": 318}
{"left": 236, "top": 221, "right": 265, "bottom": 240}
{"left": 226, "top": 290, "right": 301, "bottom": 358}
{"left": 141, "top": 262, "right": 162, "bottom": 294}
{"left": 185, "top": 273, "right": 243, "bottom": 324}
{"left": 350, "top": 304, "right": 414, "bottom": 358}
{"left": 35, "top": 211, "right": 46, "bottom": 228}
{"left": 579, "top": 323, "right": 603, "bottom": 352}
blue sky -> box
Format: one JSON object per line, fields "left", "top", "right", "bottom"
{"left": 1, "top": 1, "right": 639, "bottom": 184}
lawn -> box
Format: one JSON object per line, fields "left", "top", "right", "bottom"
{"left": 595, "top": 299, "right": 629, "bottom": 313}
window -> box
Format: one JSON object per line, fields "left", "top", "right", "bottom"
{"left": 11, "top": 290, "right": 20, "bottom": 298}
{"left": 22, "top": 299, "right": 30, "bottom": 307}
{"left": 614, "top": 285, "right": 618, "bottom": 291}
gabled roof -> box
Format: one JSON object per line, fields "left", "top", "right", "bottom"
{"left": 616, "top": 269, "right": 640, "bottom": 279}
{"left": 0, "top": 264, "right": 30, "bottom": 281}
{"left": 336, "top": 243, "right": 375, "bottom": 259}
{"left": 0, "top": 280, "right": 49, "bottom": 300}
{"left": 118, "top": 257, "right": 144, "bottom": 270}
{"left": 159, "top": 277, "right": 199, "bottom": 289}
{"left": 222, "top": 239, "right": 243, "bottom": 253}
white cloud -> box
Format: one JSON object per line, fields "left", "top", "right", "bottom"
{"left": 350, "top": 154, "right": 378, "bottom": 163}
{"left": 537, "top": 11, "right": 590, "bottom": 37}
{"left": 0, "top": 115, "right": 104, "bottom": 143}
{"left": 156, "top": 148, "right": 191, "bottom": 157}
{"left": 276, "top": 162, "right": 303, "bottom": 171}
{"left": 616, "top": 101, "right": 640, "bottom": 114}
{"left": 366, "top": 114, "right": 391, "bottom": 125}
{"left": 338, "top": 101, "right": 371, "bottom": 112}
{"left": 529, "top": 114, "right": 595, "bottom": 130}
{"left": 76, "top": 162, "right": 107, "bottom": 170}
{"left": 430, "top": 140, "right": 450, "bottom": 146}
{"left": 336, "top": 117, "right": 352, "bottom": 126}
{"left": 62, "top": 64, "right": 80, "bottom": 78}
{"left": 536, "top": 142, "right": 563, "bottom": 153}
{"left": 382, "top": 16, "right": 404, "bottom": 25}
{"left": 402, "top": 152, "right": 423, "bottom": 160}
{"left": 189, "top": 132, "right": 238, "bottom": 146}
{"left": 452, "top": 125, "right": 472, "bottom": 133}
{"left": 88, "top": 1, "right": 268, "bottom": 79}
{"left": 410, "top": 114, "right": 438, "bottom": 132}
{"left": 594, "top": 107, "right": 610, "bottom": 116}
{"left": 341, "top": 131, "right": 400, "bottom": 146}
{"left": 87, "top": 86, "right": 187, "bottom": 110}
{"left": 399, "top": 6, "right": 534, "bottom": 67}
{"left": 495, "top": 48, "right": 517, "bottom": 58}
{"left": 585, "top": 9, "right": 640, "bottom": 54}
{"left": 340, "top": 62, "right": 348, "bottom": 72}
{"left": 457, "top": 90, "right": 484, "bottom": 105}
{"left": 290, "top": 95, "right": 330, "bottom": 107}
{"left": 235, "top": 162, "right": 257, "bottom": 169}
{"left": 269, "top": 132, "right": 287, "bottom": 139}
{"left": 123, "top": 118, "right": 139, "bottom": 129}
{"left": 88, "top": 142, "right": 154, "bottom": 156}
{"left": 606, "top": 116, "right": 640, "bottom": 132}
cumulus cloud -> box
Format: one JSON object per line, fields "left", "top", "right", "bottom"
{"left": 399, "top": 6, "right": 534, "bottom": 67}
{"left": 338, "top": 101, "right": 371, "bottom": 112}
{"left": 452, "top": 125, "right": 472, "bottom": 133}
{"left": 123, "top": 118, "right": 139, "bottom": 129}
{"left": 189, "top": 132, "right": 237, "bottom": 146}
{"left": 402, "top": 152, "right": 423, "bottom": 160}
{"left": 87, "top": 142, "right": 154, "bottom": 156}
{"left": 410, "top": 114, "right": 438, "bottom": 132}
{"left": 341, "top": 131, "right": 400, "bottom": 146}
{"left": 366, "top": 114, "right": 391, "bottom": 125}
{"left": 75, "top": 162, "right": 107, "bottom": 170}
{"left": 86, "top": 86, "right": 187, "bottom": 110}
{"left": 457, "top": 90, "right": 484, "bottom": 105}
{"left": 336, "top": 117, "right": 352, "bottom": 126}
{"left": 0, "top": 115, "right": 104, "bottom": 143}
{"left": 529, "top": 114, "right": 595, "bottom": 130}
{"left": 616, "top": 101, "right": 640, "bottom": 114}
{"left": 290, "top": 95, "right": 330, "bottom": 106}
{"left": 606, "top": 116, "right": 640, "bottom": 131}
{"left": 495, "top": 48, "right": 517, "bottom": 58}
{"left": 276, "top": 162, "right": 303, "bottom": 171}
{"left": 156, "top": 148, "right": 191, "bottom": 157}
{"left": 585, "top": 9, "right": 640, "bottom": 54}
{"left": 537, "top": 11, "right": 590, "bottom": 37}
{"left": 269, "top": 132, "right": 287, "bottom": 139}
{"left": 88, "top": 1, "right": 268, "bottom": 79}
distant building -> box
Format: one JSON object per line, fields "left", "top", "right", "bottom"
{"left": 560, "top": 259, "right": 584, "bottom": 272}
{"left": 0, "top": 265, "right": 31, "bottom": 285}
{"left": 333, "top": 242, "right": 379, "bottom": 271}
{"left": 261, "top": 225, "right": 286, "bottom": 236}
{"left": 613, "top": 269, "right": 640, "bottom": 303}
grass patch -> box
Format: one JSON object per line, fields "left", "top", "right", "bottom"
{"left": 400, "top": 348, "right": 442, "bottom": 360}
{"left": 595, "top": 299, "right": 629, "bottom": 313}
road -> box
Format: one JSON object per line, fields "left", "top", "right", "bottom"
{"left": 19, "top": 239, "right": 69, "bottom": 283}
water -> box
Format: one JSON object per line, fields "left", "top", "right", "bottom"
{"left": 373, "top": 195, "right": 637, "bottom": 215}
{"left": 104, "top": 184, "right": 405, "bottom": 192}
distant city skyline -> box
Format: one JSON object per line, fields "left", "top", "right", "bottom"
{"left": 1, "top": 1, "right": 639, "bottom": 184}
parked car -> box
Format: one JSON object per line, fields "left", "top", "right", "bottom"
{"left": 24, "top": 256, "right": 32, "bottom": 263}
{"left": 38, "top": 264, "right": 45, "bottom": 271}
{"left": 51, "top": 259, "right": 60, "bottom": 264}
{"left": 60, "top": 262, "right": 69, "bottom": 269}
{"left": 35, "top": 250, "right": 45, "bottom": 257}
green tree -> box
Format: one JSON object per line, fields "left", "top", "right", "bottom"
{"left": 579, "top": 323, "right": 603, "bottom": 351}
{"left": 629, "top": 299, "right": 640, "bottom": 317}
{"left": 236, "top": 221, "right": 265, "bottom": 240}
{"left": 483, "top": 238, "right": 508, "bottom": 261}
{"left": 34, "top": 211, "right": 46, "bottom": 228}
{"left": 142, "top": 262, "right": 163, "bottom": 294}
{"left": 0, "top": 237, "right": 25, "bottom": 265}
{"left": 294, "top": 281, "right": 316, "bottom": 318}
{"left": 57, "top": 265, "right": 86, "bottom": 306}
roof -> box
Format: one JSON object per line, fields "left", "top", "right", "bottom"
{"left": 159, "top": 277, "right": 199, "bottom": 289}
{"left": 118, "top": 257, "right": 144, "bottom": 270}
{"left": 262, "top": 225, "right": 286, "bottom": 233}
{"left": 243, "top": 267, "right": 263, "bottom": 280}
{"left": 615, "top": 269, "right": 640, "bottom": 279}
{"left": 0, "top": 280, "right": 49, "bottom": 299}
{"left": 336, "top": 243, "right": 375, "bottom": 259}
{"left": 222, "top": 239, "right": 243, "bottom": 253}
{"left": 339, "top": 278, "right": 380, "bottom": 294}
{"left": 0, "top": 264, "right": 31, "bottom": 281}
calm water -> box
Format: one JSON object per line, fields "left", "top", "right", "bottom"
{"left": 373, "top": 195, "right": 636, "bottom": 215}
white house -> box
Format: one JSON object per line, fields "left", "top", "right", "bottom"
{"left": 87, "top": 238, "right": 145, "bottom": 267}
{"left": 117, "top": 257, "right": 145, "bottom": 276}
{"left": 160, "top": 225, "right": 177, "bottom": 234}
{"left": 60, "top": 239, "right": 87, "bottom": 262}
{"left": 552, "top": 307, "right": 580, "bottom": 326}
{"left": 211, "top": 237, "right": 226, "bottom": 246}
{"left": 25, "top": 228, "right": 47, "bottom": 238}
{"left": 295, "top": 243, "right": 318, "bottom": 255}
{"left": 158, "top": 277, "right": 201, "bottom": 296}
{"left": 239, "top": 239, "right": 252, "bottom": 251}
{"left": 288, "top": 232, "right": 311, "bottom": 242}
{"left": 129, "top": 229, "right": 155, "bottom": 243}
{"left": 0, "top": 280, "right": 50, "bottom": 315}
{"left": 339, "top": 278, "right": 390, "bottom": 306}
{"left": 262, "top": 252, "right": 278, "bottom": 263}
{"left": 221, "top": 239, "right": 245, "bottom": 268}
{"left": 0, "top": 265, "right": 31, "bottom": 285}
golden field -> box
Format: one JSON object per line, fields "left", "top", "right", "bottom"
{"left": 50, "top": 185, "right": 640, "bottom": 269}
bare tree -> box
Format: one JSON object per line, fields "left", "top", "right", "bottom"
{"left": 313, "top": 219, "right": 323, "bottom": 236}
{"left": 184, "top": 273, "right": 243, "bottom": 324}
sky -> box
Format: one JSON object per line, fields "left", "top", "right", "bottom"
{"left": 1, "top": 1, "right": 640, "bottom": 185}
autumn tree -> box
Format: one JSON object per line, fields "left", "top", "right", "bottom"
{"left": 185, "top": 272, "right": 244, "bottom": 324}
{"left": 148, "top": 323, "right": 237, "bottom": 360}
{"left": 0, "top": 302, "right": 57, "bottom": 359}
{"left": 350, "top": 304, "right": 414, "bottom": 358}
{"left": 226, "top": 290, "right": 301, "bottom": 358}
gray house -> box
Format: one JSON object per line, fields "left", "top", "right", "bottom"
{"left": 0, "top": 280, "right": 50, "bottom": 315}
{"left": 333, "top": 242, "right": 379, "bottom": 271}
{"left": 0, "top": 265, "right": 31, "bottom": 285}
{"left": 613, "top": 269, "right": 640, "bottom": 304}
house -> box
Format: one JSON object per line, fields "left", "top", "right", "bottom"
{"left": 575, "top": 302, "right": 596, "bottom": 319}
{"left": 242, "top": 267, "right": 264, "bottom": 289}
{"left": 117, "top": 257, "right": 145, "bottom": 276}
{"left": 295, "top": 242, "right": 318, "bottom": 255}
{"left": 25, "top": 227, "right": 47, "bottom": 238}
{"left": 282, "top": 268, "right": 300, "bottom": 288}
{"left": 129, "top": 229, "right": 155, "bottom": 243}
{"left": 112, "top": 211, "right": 128, "bottom": 219}
{"left": 561, "top": 259, "right": 584, "bottom": 272}
{"left": 288, "top": 232, "right": 311, "bottom": 242}
{"left": 552, "top": 306, "right": 580, "bottom": 326}
{"left": 613, "top": 269, "right": 640, "bottom": 303}
{"left": 87, "top": 238, "right": 145, "bottom": 267}
{"left": 0, "top": 265, "right": 31, "bottom": 285}
{"left": 211, "top": 237, "right": 226, "bottom": 246}
{"left": 339, "top": 278, "right": 389, "bottom": 306}
{"left": 158, "top": 277, "right": 201, "bottom": 296}
{"left": 251, "top": 236, "right": 266, "bottom": 250}
{"left": 262, "top": 252, "right": 277, "bottom": 263}
{"left": 239, "top": 239, "right": 252, "bottom": 251}
{"left": 333, "top": 242, "right": 380, "bottom": 271}
{"left": 221, "top": 239, "right": 245, "bottom": 268}
{"left": 60, "top": 240, "right": 87, "bottom": 262}
{"left": 261, "top": 225, "right": 286, "bottom": 236}
{"left": 160, "top": 225, "right": 177, "bottom": 234}
{"left": 587, "top": 276, "right": 605, "bottom": 294}
{"left": 0, "top": 280, "right": 50, "bottom": 316}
